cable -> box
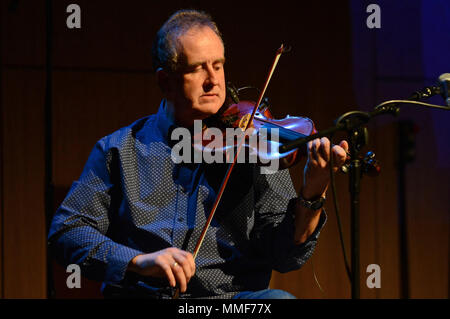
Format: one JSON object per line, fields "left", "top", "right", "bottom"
{"left": 375, "top": 99, "right": 450, "bottom": 111}
{"left": 311, "top": 257, "right": 325, "bottom": 294}
{"left": 329, "top": 138, "right": 352, "bottom": 282}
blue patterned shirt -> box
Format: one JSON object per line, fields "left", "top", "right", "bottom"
{"left": 48, "top": 100, "right": 326, "bottom": 298}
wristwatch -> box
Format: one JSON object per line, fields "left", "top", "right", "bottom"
{"left": 297, "top": 194, "right": 326, "bottom": 210}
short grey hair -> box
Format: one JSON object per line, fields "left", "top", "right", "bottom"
{"left": 151, "top": 9, "right": 223, "bottom": 73}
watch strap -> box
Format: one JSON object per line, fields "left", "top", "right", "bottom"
{"left": 297, "top": 194, "right": 326, "bottom": 210}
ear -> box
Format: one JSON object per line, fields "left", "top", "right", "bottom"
{"left": 156, "top": 68, "right": 170, "bottom": 94}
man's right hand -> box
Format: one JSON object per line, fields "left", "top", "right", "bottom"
{"left": 127, "top": 247, "right": 196, "bottom": 293}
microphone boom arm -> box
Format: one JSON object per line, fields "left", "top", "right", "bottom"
{"left": 280, "top": 98, "right": 449, "bottom": 154}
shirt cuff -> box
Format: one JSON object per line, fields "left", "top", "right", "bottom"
{"left": 103, "top": 245, "right": 143, "bottom": 285}
{"left": 296, "top": 208, "right": 327, "bottom": 245}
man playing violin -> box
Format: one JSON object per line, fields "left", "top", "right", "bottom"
{"left": 48, "top": 9, "right": 348, "bottom": 299}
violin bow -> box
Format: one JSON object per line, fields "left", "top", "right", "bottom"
{"left": 173, "top": 44, "right": 288, "bottom": 298}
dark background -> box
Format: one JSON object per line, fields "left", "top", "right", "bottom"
{"left": 1, "top": 0, "right": 449, "bottom": 298}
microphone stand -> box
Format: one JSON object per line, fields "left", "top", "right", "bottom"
{"left": 279, "top": 95, "right": 449, "bottom": 299}
{"left": 280, "top": 106, "right": 399, "bottom": 299}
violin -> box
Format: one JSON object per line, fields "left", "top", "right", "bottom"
{"left": 200, "top": 84, "right": 317, "bottom": 169}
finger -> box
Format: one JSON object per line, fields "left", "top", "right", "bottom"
{"left": 318, "top": 137, "right": 331, "bottom": 162}
{"left": 339, "top": 140, "right": 349, "bottom": 154}
{"left": 308, "top": 139, "right": 320, "bottom": 162}
{"left": 173, "top": 254, "right": 192, "bottom": 283}
{"left": 158, "top": 258, "right": 176, "bottom": 288}
{"left": 171, "top": 260, "right": 188, "bottom": 293}
{"left": 332, "top": 145, "right": 348, "bottom": 167}
{"left": 307, "top": 141, "right": 313, "bottom": 160}
{"left": 312, "top": 138, "right": 328, "bottom": 169}
{"left": 176, "top": 250, "right": 196, "bottom": 278}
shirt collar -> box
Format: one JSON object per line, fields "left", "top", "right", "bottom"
{"left": 155, "top": 99, "right": 177, "bottom": 145}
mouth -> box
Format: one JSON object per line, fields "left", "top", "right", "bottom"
{"left": 201, "top": 93, "right": 219, "bottom": 98}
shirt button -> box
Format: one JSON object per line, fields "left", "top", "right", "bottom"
{"left": 177, "top": 217, "right": 184, "bottom": 222}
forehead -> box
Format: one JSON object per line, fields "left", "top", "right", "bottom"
{"left": 177, "top": 26, "right": 225, "bottom": 64}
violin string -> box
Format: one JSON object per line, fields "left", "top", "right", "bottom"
{"left": 251, "top": 116, "right": 312, "bottom": 142}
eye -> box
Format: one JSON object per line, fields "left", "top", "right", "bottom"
{"left": 191, "top": 65, "right": 202, "bottom": 73}
{"left": 184, "top": 64, "right": 203, "bottom": 74}
{"left": 213, "top": 63, "right": 223, "bottom": 71}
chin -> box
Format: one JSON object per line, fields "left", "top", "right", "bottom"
{"left": 195, "top": 103, "right": 222, "bottom": 117}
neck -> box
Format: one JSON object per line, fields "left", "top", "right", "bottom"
{"left": 164, "top": 99, "right": 203, "bottom": 128}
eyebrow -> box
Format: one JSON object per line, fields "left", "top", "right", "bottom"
{"left": 186, "top": 58, "right": 226, "bottom": 69}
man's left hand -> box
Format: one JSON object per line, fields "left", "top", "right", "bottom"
{"left": 302, "top": 137, "right": 348, "bottom": 199}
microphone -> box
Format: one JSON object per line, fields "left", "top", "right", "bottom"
{"left": 438, "top": 73, "right": 450, "bottom": 106}
{"left": 408, "top": 73, "right": 450, "bottom": 106}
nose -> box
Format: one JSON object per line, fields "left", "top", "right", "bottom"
{"left": 203, "top": 65, "right": 219, "bottom": 91}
